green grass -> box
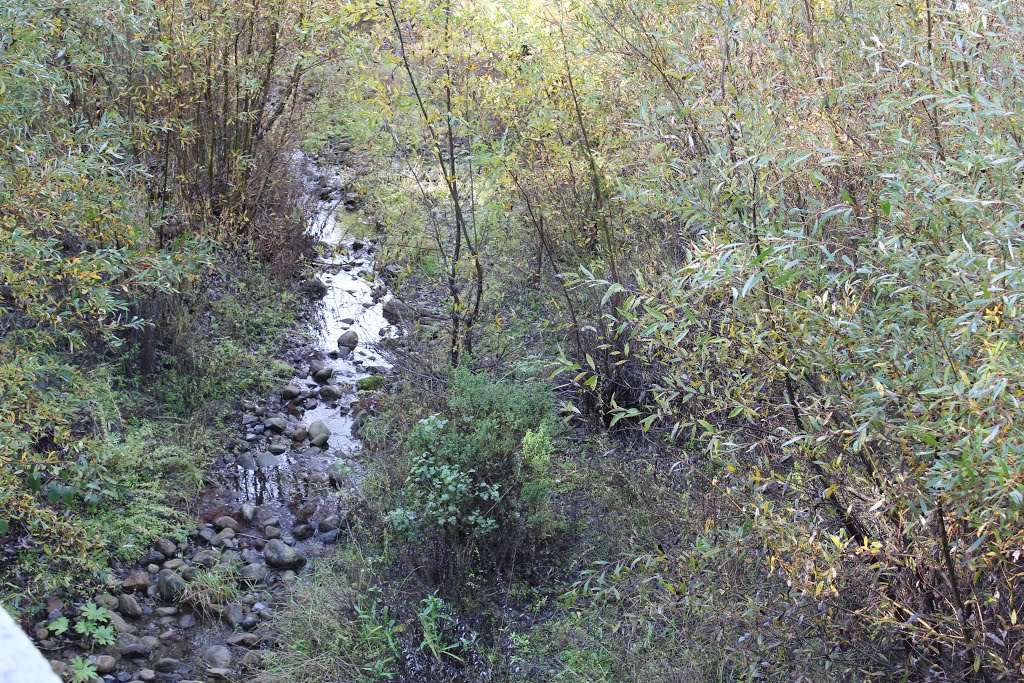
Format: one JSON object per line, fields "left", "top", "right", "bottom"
{"left": 154, "top": 262, "right": 298, "bottom": 419}
{"left": 258, "top": 546, "right": 404, "bottom": 683}
{"left": 180, "top": 556, "right": 246, "bottom": 619}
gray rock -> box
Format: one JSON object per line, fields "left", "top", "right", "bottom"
{"left": 154, "top": 657, "right": 180, "bottom": 672}
{"left": 179, "top": 614, "right": 196, "bottom": 629}
{"left": 264, "top": 417, "right": 287, "bottom": 433}
{"left": 310, "top": 433, "right": 330, "bottom": 448}
{"left": 142, "top": 549, "right": 165, "bottom": 566}
{"left": 221, "top": 604, "right": 244, "bottom": 629}
{"left": 210, "top": 528, "right": 235, "bottom": 547}
{"left": 108, "top": 610, "right": 137, "bottom": 634}
{"left": 203, "top": 646, "right": 232, "bottom": 669}
{"left": 117, "top": 594, "right": 143, "bottom": 618}
{"left": 93, "top": 654, "right": 118, "bottom": 674}
{"left": 263, "top": 539, "right": 307, "bottom": 570}
{"left": 303, "top": 398, "right": 318, "bottom": 410}
{"left": 122, "top": 572, "right": 149, "bottom": 592}
{"left": 319, "top": 514, "right": 342, "bottom": 533}
{"left": 192, "top": 549, "right": 220, "bottom": 569}
{"left": 226, "top": 632, "right": 259, "bottom": 647}
{"left": 214, "top": 516, "right": 238, "bottom": 531}
{"left": 156, "top": 570, "right": 185, "bottom": 603}
{"left": 96, "top": 593, "right": 118, "bottom": 610}
{"left": 337, "top": 330, "right": 358, "bottom": 349}
{"left": 291, "top": 426, "right": 308, "bottom": 442}
{"left": 240, "top": 504, "right": 256, "bottom": 523}
{"left": 138, "top": 669, "right": 156, "bottom": 681}
{"left": 240, "top": 548, "right": 262, "bottom": 564}
{"left": 264, "top": 525, "right": 281, "bottom": 540}
{"left": 319, "top": 385, "right": 343, "bottom": 400}
{"left": 256, "top": 452, "right": 278, "bottom": 469}
{"left": 120, "top": 634, "right": 158, "bottom": 657}
{"left": 281, "top": 384, "right": 302, "bottom": 400}
{"left": 236, "top": 452, "right": 257, "bottom": 471}
{"left": 268, "top": 442, "right": 288, "bottom": 455}
{"left": 154, "top": 539, "right": 177, "bottom": 557}
{"left": 239, "top": 564, "right": 267, "bottom": 585}
{"left": 307, "top": 420, "right": 331, "bottom": 441}
{"left": 319, "top": 529, "right": 340, "bottom": 544}
{"left": 292, "top": 524, "right": 314, "bottom": 540}
{"left": 310, "top": 360, "right": 334, "bottom": 383}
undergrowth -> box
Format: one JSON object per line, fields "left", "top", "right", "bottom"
{"left": 1, "top": 257, "right": 300, "bottom": 612}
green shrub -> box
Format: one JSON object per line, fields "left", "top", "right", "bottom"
{"left": 387, "top": 368, "right": 557, "bottom": 558}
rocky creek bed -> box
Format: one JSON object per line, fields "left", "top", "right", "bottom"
{"left": 30, "top": 155, "right": 410, "bottom": 683}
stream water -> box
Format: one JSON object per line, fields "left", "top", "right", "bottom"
{"left": 213, "top": 156, "right": 397, "bottom": 529}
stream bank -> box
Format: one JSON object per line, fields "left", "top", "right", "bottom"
{"left": 31, "top": 152, "right": 402, "bottom": 683}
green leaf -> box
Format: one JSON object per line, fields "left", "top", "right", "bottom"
{"left": 48, "top": 617, "right": 70, "bottom": 635}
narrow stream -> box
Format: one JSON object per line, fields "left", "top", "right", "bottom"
{"left": 139, "top": 155, "right": 403, "bottom": 677}
{"left": 201, "top": 155, "right": 398, "bottom": 540}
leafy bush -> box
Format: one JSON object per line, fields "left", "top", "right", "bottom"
{"left": 387, "top": 369, "right": 557, "bottom": 560}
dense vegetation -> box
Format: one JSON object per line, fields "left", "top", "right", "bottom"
{"left": 1, "top": 0, "right": 319, "bottom": 597}
{"left": 3, "top": 0, "right": 1023, "bottom": 681}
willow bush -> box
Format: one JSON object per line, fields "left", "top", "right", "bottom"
{"left": 334, "top": 0, "right": 1024, "bottom": 678}
{"left": 563, "top": 0, "right": 1024, "bottom": 678}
